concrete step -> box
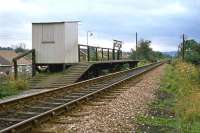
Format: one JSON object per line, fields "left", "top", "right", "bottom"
{"left": 28, "top": 63, "right": 91, "bottom": 89}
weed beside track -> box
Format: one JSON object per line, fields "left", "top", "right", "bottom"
{"left": 136, "top": 61, "right": 200, "bottom": 132}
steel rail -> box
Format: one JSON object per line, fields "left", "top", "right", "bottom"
{"left": 0, "top": 61, "right": 155, "bottom": 107}
{"left": 0, "top": 61, "right": 166, "bottom": 133}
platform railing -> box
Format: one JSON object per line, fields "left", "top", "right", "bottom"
{"left": 13, "top": 49, "right": 36, "bottom": 80}
{"left": 78, "top": 44, "right": 122, "bottom": 62}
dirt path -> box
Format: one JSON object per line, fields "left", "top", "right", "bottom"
{"left": 33, "top": 64, "right": 167, "bottom": 133}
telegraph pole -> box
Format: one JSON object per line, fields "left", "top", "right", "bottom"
{"left": 182, "top": 34, "right": 185, "bottom": 60}
{"left": 136, "top": 32, "right": 138, "bottom": 51}
{"left": 135, "top": 32, "right": 138, "bottom": 60}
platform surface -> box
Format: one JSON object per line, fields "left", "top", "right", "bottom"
{"left": 29, "top": 60, "right": 139, "bottom": 89}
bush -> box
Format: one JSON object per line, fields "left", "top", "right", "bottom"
{"left": 0, "top": 79, "right": 27, "bottom": 98}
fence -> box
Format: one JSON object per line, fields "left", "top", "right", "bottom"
{"left": 0, "top": 64, "right": 32, "bottom": 80}
{"left": 12, "top": 49, "right": 36, "bottom": 80}
{"left": 78, "top": 44, "right": 122, "bottom": 62}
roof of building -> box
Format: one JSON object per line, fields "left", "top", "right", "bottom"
{"left": 0, "top": 55, "right": 10, "bottom": 65}
{"left": 32, "top": 21, "right": 80, "bottom": 24}
{"left": 0, "top": 50, "right": 32, "bottom": 65}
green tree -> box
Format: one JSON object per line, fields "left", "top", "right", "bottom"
{"left": 14, "top": 43, "right": 27, "bottom": 53}
{"left": 0, "top": 46, "right": 13, "bottom": 50}
{"left": 182, "top": 39, "right": 200, "bottom": 64}
{"left": 129, "top": 39, "right": 168, "bottom": 61}
{"left": 130, "top": 39, "right": 154, "bottom": 61}
{"left": 137, "top": 40, "right": 153, "bottom": 60}
{"left": 153, "top": 51, "right": 167, "bottom": 59}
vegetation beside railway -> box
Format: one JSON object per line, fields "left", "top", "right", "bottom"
{"left": 0, "top": 77, "right": 27, "bottom": 98}
{"left": 136, "top": 60, "right": 200, "bottom": 132}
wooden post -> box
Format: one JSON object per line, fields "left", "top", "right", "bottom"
{"left": 87, "top": 45, "right": 90, "bottom": 61}
{"left": 13, "top": 59, "right": 18, "bottom": 80}
{"left": 95, "top": 47, "right": 98, "bottom": 61}
{"left": 107, "top": 49, "right": 109, "bottom": 60}
{"left": 32, "top": 49, "right": 36, "bottom": 77}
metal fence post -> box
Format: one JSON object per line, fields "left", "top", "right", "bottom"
{"left": 96, "top": 47, "right": 98, "bottom": 61}
{"left": 101, "top": 48, "right": 103, "bottom": 61}
{"left": 117, "top": 50, "right": 120, "bottom": 60}
{"left": 112, "top": 49, "right": 115, "bottom": 60}
{"left": 78, "top": 45, "right": 80, "bottom": 62}
{"left": 87, "top": 45, "right": 90, "bottom": 61}
{"left": 107, "top": 49, "right": 109, "bottom": 60}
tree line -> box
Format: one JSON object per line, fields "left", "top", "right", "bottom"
{"left": 0, "top": 43, "right": 27, "bottom": 53}
{"left": 129, "top": 39, "right": 170, "bottom": 62}
{"left": 178, "top": 39, "right": 200, "bottom": 64}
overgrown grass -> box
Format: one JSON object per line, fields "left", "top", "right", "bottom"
{"left": 174, "top": 61, "right": 200, "bottom": 132}
{"left": 0, "top": 77, "right": 27, "bottom": 98}
{"left": 136, "top": 60, "right": 200, "bottom": 132}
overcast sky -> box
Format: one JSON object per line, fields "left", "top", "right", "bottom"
{"left": 0, "top": 0, "right": 199, "bottom": 52}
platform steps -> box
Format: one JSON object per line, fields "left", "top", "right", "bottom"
{"left": 28, "top": 63, "right": 91, "bottom": 89}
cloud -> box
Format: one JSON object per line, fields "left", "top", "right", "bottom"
{"left": 0, "top": 0, "right": 47, "bottom": 15}
{"left": 0, "top": 0, "right": 199, "bottom": 52}
{"left": 147, "top": 2, "right": 187, "bottom": 16}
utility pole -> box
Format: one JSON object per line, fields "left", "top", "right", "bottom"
{"left": 135, "top": 32, "right": 138, "bottom": 60}
{"left": 178, "top": 44, "right": 180, "bottom": 58}
{"left": 182, "top": 34, "right": 185, "bottom": 60}
{"left": 136, "top": 32, "right": 138, "bottom": 51}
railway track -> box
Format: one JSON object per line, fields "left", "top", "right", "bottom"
{"left": 0, "top": 61, "right": 166, "bottom": 133}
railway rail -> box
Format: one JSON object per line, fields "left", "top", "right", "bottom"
{"left": 0, "top": 61, "right": 166, "bottom": 133}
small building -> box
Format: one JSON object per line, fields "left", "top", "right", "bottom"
{"left": 32, "top": 21, "right": 79, "bottom": 65}
{"left": 0, "top": 50, "right": 32, "bottom": 75}
{"left": 0, "top": 55, "right": 10, "bottom": 74}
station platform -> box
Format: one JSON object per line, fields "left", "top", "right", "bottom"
{"left": 28, "top": 60, "right": 139, "bottom": 89}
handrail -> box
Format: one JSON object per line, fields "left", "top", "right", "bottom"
{"left": 12, "top": 49, "right": 36, "bottom": 80}
{"left": 13, "top": 49, "right": 34, "bottom": 61}
{"left": 80, "top": 50, "right": 87, "bottom": 56}
{"left": 78, "top": 44, "right": 122, "bottom": 62}
{"left": 78, "top": 44, "right": 114, "bottom": 51}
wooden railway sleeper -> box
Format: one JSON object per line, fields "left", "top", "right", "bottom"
{"left": 39, "top": 101, "right": 63, "bottom": 105}
{"left": 27, "top": 106, "right": 53, "bottom": 110}
{"left": 0, "top": 62, "right": 165, "bottom": 133}
{"left": 0, "top": 117, "right": 24, "bottom": 122}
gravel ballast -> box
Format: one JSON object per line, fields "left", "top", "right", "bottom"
{"left": 33, "top": 64, "right": 167, "bottom": 133}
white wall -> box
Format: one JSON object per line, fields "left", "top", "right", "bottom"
{"left": 32, "top": 22, "right": 79, "bottom": 64}
{"left": 32, "top": 23, "right": 65, "bottom": 64}
{"left": 64, "top": 22, "right": 78, "bottom": 63}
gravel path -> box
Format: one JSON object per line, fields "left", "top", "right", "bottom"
{"left": 33, "top": 64, "right": 166, "bottom": 133}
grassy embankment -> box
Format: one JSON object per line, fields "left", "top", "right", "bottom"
{"left": 136, "top": 61, "right": 200, "bottom": 132}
